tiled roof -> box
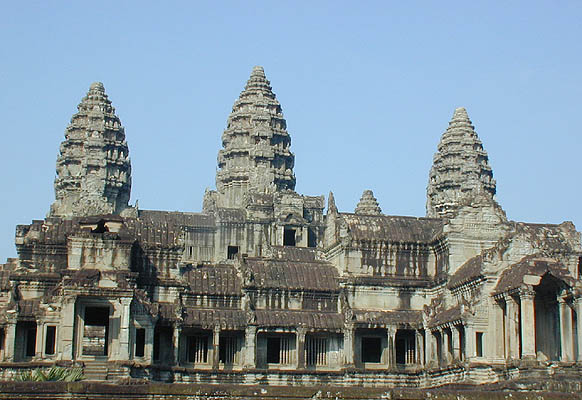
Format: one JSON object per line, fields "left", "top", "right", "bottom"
{"left": 352, "top": 310, "right": 423, "bottom": 328}
{"left": 184, "top": 308, "right": 247, "bottom": 329}
{"left": 255, "top": 310, "right": 343, "bottom": 330}
{"left": 341, "top": 213, "right": 443, "bottom": 243}
{"left": 244, "top": 258, "right": 338, "bottom": 291}
{"left": 448, "top": 255, "right": 484, "bottom": 289}
{"left": 185, "top": 265, "right": 242, "bottom": 295}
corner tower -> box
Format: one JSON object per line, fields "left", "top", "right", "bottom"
{"left": 426, "top": 107, "right": 496, "bottom": 218}
{"left": 214, "top": 66, "right": 296, "bottom": 208}
{"left": 50, "top": 82, "right": 132, "bottom": 218}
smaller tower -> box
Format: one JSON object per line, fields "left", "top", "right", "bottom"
{"left": 354, "top": 190, "right": 382, "bottom": 215}
{"left": 426, "top": 107, "right": 496, "bottom": 218}
{"left": 50, "top": 82, "right": 132, "bottom": 218}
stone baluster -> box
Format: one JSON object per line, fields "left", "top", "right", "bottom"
{"left": 519, "top": 288, "right": 536, "bottom": 359}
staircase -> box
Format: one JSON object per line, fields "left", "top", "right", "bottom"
{"left": 83, "top": 360, "right": 109, "bottom": 381}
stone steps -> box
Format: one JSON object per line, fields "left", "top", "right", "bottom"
{"left": 83, "top": 361, "right": 108, "bottom": 381}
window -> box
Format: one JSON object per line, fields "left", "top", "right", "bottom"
{"left": 187, "top": 335, "right": 209, "bottom": 364}
{"left": 25, "top": 325, "right": 37, "bottom": 357}
{"left": 283, "top": 228, "right": 296, "bottom": 246}
{"left": 219, "top": 335, "right": 241, "bottom": 365}
{"left": 0, "top": 328, "right": 5, "bottom": 352}
{"left": 306, "top": 336, "right": 327, "bottom": 366}
{"left": 395, "top": 330, "right": 416, "bottom": 365}
{"left": 227, "top": 245, "right": 239, "bottom": 260}
{"left": 135, "top": 328, "right": 145, "bottom": 357}
{"left": 45, "top": 326, "right": 56, "bottom": 355}
{"left": 307, "top": 227, "right": 317, "bottom": 248}
{"left": 266, "top": 336, "right": 291, "bottom": 364}
{"left": 361, "top": 337, "right": 382, "bottom": 363}
{"left": 476, "top": 332, "right": 484, "bottom": 357}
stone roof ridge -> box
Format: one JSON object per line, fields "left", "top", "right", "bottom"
{"left": 354, "top": 189, "right": 382, "bottom": 215}
{"left": 426, "top": 107, "right": 497, "bottom": 219}
{"left": 50, "top": 82, "right": 132, "bottom": 219}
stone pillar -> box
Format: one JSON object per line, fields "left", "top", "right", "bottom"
{"left": 35, "top": 321, "right": 44, "bottom": 359}
{"left": 343, "top": 325, "right": 355, "bottom": 367}
{"left": 519, "top": 289, "right": 536, "bottom": 359}
{"left": 465, "top": 324, "right": 475, "bottom": 360}
{"left": 145, "top": 325, "right": 155, "bottom": 363}
{"left": 576, "top": 299, "right": 582, "bottom": 362}
{"left": 386, "top": 327, "right": 396, "bottom": 367}
{"left": 416, "top": 330, "right": 424, "bottom": 366}
{"left": 442, "top": 328, "right": 451, "bottom": 364}
{"left": 3, "top": 323, "right": 16, "bottom": 362}
{"left": 506, "top": 296, "right": 519, "bottom": 359}
{"left": 59, "top": 297, "right": 76, "bottom": 360}
{"left": 296, "top": 328, "right": 306, "bottom": 369}
{"left": 243, "top": 325, "right": 257, "bottom": 369}
{"left": 212, "top": 326, "right": 220, "bottom": 370}
{"left": 173, "top": 326, "right": 181, "bottom": 365}
{"left": 426, "top": 330, "right": 436, "bottom": 366}
{"left": 451, "top": 326, "right": 460, "bottom": 361}
{"left": 559, "top": 297, "right": 574, "bottom": 362}
{"left": 493, "top": 300, "right": 506, "bottom": 360}
{"left": 117, "top": 298, "right": 131, "bottom": 360}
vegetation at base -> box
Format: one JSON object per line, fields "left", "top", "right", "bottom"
{"left": 13, "top": 366, "right": 84, "bottom": 382}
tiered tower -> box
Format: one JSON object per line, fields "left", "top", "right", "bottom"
{"left": 355, "top": 189, "right": 382, "bottom": 215}
{"left": 215, "top": 66, "right": 295, "bottom": 208}
{"left": 426, "top": 107, "right": 496, "bottom": 219}
{"left": 50, "top": 82, "right": 132, "bottom": 218}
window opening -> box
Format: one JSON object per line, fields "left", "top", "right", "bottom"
{"left": 361, "top": 336, "right": 382, "bottom": 363}
{"left": 266, "top": 336, "right": 291, "bottom": 364}
{"left": 227, "top": 245, "right": 239, "bottom": 260}
{"left": 476, "top": 332, "right": 484, "bottom": 357}
{"left": 219, "top": 335, "right": 241, "bottom": 365}
{"left": 187, "top": 335, "right": 209, "bottom": 364}
{"left": 307, "top": 227, "right": 317, "bottom": 248}
{"left": 306, "top": 336, "right": 327, "bottom": 366}
{"left": 153, "top": 326, "right": 173, "bottom": 363}
{"left": 45, "top": 326, "right": 56, "bottom": 355}
{"left": 25, "top": 324, "right": 37, "bottom": 357}
{"left": 135, "top": 328, "right": 145, "bottom": 357}
{"left": 83, "top": 306, "right": 109, "bottom": 356}
{"left": 283, "top": 228, "right": 296, "bottom": 246}
{"left": 395, "top": 330, "right": 416, "bottom": 365}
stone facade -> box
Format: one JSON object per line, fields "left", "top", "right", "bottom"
{"left": 0, "top": 67, "right": 581, "bottom": 387}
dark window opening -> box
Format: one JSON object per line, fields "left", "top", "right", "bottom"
{"left": 91, "top": 220, "right": 109, "bottom": 233}
{"left": 227, "top": 245, "right": 239, "bottom": 260}
{"left": 25, "top": 325, "right": 37, "bottom": 357}
{"left": 219, "top": 335, "right": 240, "bottom": 364}
{"left": 306, "top": 336, "right": 328, "bottom": 366}
{"left": 266, "top": 337, "right": 281, "bottom": 363}
{"left": 578, "top": 257, "right": 582, "bottom": 279}
{"left": 135, "top": 328, "right": 145, "bottom": 357}
{"left": 459, "top": 326, "right": 465, "bottom": 361}
{"left": 476, "top": 332, "right": 484, "bottom": 357}
{"left": 153, "top": 329, "right": 160, "bottom": 361}
{"left": 307, "top": 227, "right": 317, "bottom": 248}
{"left": 361, "top": 337, "right": 382, "bottom": 363}
{"left": 187, "top": 335, "right": 209, "bottom": 363}
{"left": 283, "top": 228, "right": 296, "bottom": 246}
{"left": 153, "top": 326, "right": 173, "bottom": 364}
{"left": 395, "top": 330, "right": 416, "bottom": 365}
{"left": 45, "top": 326, "right": 56, "bottom": 355}
{"left": 0, "top": 328, "right": 4, "bottom": 352}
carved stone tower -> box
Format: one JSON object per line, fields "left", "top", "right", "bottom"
{"left": 355, "top": 189, "right": 382, "bottom": 215}
{"left": 50, "top": 82, "right": 131, "bottom": 218}
{"left": 426, "top": 107, "right": 496, "bottom": 219}
{"left": 214, "top": 66, "right": 296, "bottom": 208}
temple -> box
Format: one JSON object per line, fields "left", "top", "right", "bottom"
{"left": 0, "top": 67, "right": 580, "bottom": 387}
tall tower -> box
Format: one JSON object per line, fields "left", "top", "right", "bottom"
{"left": 426, "top": 107, "right": 496, "bottom": 219}
{"left": 50, "top": 82, "right": 132, "bottom": 218}
{"left": 214, "top": 66, "right": 296, "bottom": 208}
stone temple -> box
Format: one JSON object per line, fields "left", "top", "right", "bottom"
{"left": 0, "top": 66, "right": 581, "bottom": 387}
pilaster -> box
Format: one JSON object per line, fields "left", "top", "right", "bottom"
{"left": 559, "top": 297, "right": 574, "bottom": 362}
{"left": 576, "top": 298, "right": 582, "bottom": 362}
{"left": 243, "top": 325, "right": 257, "bottom": 369}
{"left": 173, "top": 326, "right": 181, "bottom": 365}
{"left": 3, "top": 323, "right": 16, "bottom": 362}
{"left": 212, "top": 326, "right": 220, "bottom": 370}
{"left": 296, "top": 327, "right": 306, "bottom": 369}
{"left": 519, "top": 288, "right": 536, "bottom": 359}
{"left": 451, "top": 326, "right": 460, "bottom": 361}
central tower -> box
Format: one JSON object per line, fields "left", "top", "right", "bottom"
{"left": 214, "top": 66, "right": 296, "bottom": 208}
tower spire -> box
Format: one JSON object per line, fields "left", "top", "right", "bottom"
{"left": 426, "top": 107, "right": 496, "bottom": 218}
{"left": 355, "top": 190, "right": 382, "bottom": 215}
{"left": 50, "top": 82, "right": 131, "bottom": 218}
{"left": 214, "top": 66, "right": 296, "bottom": 208}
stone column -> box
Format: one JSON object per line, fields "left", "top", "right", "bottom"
{"left": 493, "top": 300, "right": 505, "bottom": 360}
{"left": 442, "top": 328, "right": 451, "bottom": 364}
{"left": 519, "top": 289, "right": 536, "bottom": 359}
{"left": 465, "top": 324, "right": 475, "bottom": 360}
{"left": 243, "top": 325, "right": 257, "bottom": 369}
{"left": 173, "top": 326, "right": 182, "bottom": 365}
{"left": 3, "top": 323, "right": 16, "bottom": 362}
{"left": 59, "top": 297, "right": 76, "bottom": 361}
{"left": 559, "top": 297, "right": 574, "bottom": 362}
{"left": 426, "top": 330, "right": 436, "bottom": 366}
{"left": 343, "top": 325, "right": 355, "bottom": 367}
{"left": 576, "top": 298, "right": 582, "bottom": 362}
{"left": 145, "top": 325, "right": 155, "bottom": 363}
{"left": 35, "top": 321, "right": 44, "bottom": 359}
{"left": 386, "top": 327, "right": 396, "bottom": 367}
{"left": 451, "top": 326, "right": 460, "bottom": 361}
{"left": 416, "top": 330, "right": 424, "bottom": 366}
{"left": 117, "top": 298, "right": 131, "bottom": 360}
{"left": 296, "top": 328, "right": 306, "bottom": 369}
{"left": 506, "top": 296, "right": 519, "bottom": 359}
{"left": 212, "top": 326, "right": 220, "bottom": 370}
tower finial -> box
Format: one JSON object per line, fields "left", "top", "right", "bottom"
{"left": 355, "top": 190, "right": 382, "bottom": 215}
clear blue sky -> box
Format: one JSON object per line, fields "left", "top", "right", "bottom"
{"left": 1, "top": 1, "right": 581, "bottom": 260}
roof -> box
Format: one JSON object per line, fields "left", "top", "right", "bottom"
{"left": 448, "top": 255, "right": 484, "bottom": 289}
{"left": 185, "top": 265, "right": 242, "bottom": 295}
{"left": 184, "top": 308, "right": 247, "bottom": 329}
{"left": 340, "top": 213, "right": 443, "bottom": 243}
{"left": 352, "top": 310, "right": 423, "bottom": 328}
{"left": 268, "top": 246, "right": 317, "bottom": 262}
{"left": 494, "top": 256, "right": 576, "bottom": 294}
{"left": 255, "top": 310, "right": 343, "bottom": 330}
{"left": 428, "top": 304, "right": 465, "bottom": 327}
{"left": 244, "top": 258, "right": 338, "bottom": 291}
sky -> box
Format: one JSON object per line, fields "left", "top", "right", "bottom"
{"left": 0, "top": 1, "right": 581, "bottom": 260}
